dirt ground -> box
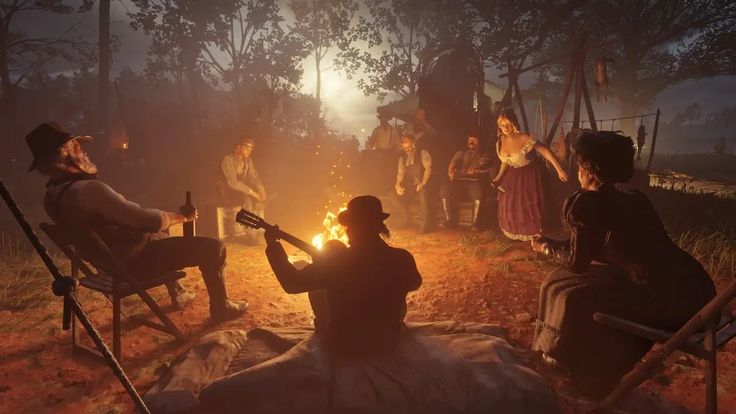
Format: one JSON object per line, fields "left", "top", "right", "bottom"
{"left": 1, "top": 227, "right": 735, "bottom": 414}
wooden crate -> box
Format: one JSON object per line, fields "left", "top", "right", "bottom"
{"left": 197, "top": 204, "right": 246, "bottom": 240}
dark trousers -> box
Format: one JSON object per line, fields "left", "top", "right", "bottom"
{"left": 127, "top": 236, "right": 230, "bottom": 311}
{"left": 389, "top": 184, "right": 431, "bottom": 228}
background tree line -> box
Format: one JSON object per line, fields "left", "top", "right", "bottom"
{"left": 1, "top": 0, "right": 734, "bottom": 164}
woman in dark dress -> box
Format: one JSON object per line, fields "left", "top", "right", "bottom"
{"left": 530, "top": 130, "right": 716, "bottom": 397}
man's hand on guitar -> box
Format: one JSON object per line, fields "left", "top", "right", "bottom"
{"left": 264, "top": 225, "right": 280, "bottom": 244}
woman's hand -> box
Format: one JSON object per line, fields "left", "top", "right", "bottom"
{"left": 557, "top": 169, "right": 569, "bottom": 182}
{"left": 531, "top": 235, "right": 546, "bottom": 253}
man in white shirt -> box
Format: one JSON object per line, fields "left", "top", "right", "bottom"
{"left": 27, "top": 122, "right": 247, "bottom": 322}
{"left": 216, "top": 137, "right": 267, "bottom": 244}
{"left": 367, "top": 111, "right": 399, "bottom": 151}
{"left": 364, "top": 111, "right": 400, "bottom": 195}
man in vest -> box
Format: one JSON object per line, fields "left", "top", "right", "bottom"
{"left": 27, "top": 122, "right": 248, "bottom": 322}
{"left": 440, "top": 133, "right": 491, "bottom": 230}
{"left": 390, "top": 134, "right": 433, "bottom": 233}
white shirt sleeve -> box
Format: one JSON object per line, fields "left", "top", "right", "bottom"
{"left": 221, "top": 156, "right": 256, "bottom": 196}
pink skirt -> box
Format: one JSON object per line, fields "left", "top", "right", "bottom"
{"left": 497, "top": 161, "right": 545, "bottom": 240}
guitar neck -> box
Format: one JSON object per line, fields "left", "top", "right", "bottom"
{"left": 274, "top": 228, "right": 319, "bottom": 258}
{"left": 235, "top": 209, "right": 320, "bottom": 257}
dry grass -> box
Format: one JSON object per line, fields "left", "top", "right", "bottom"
{"left": 645, "top": 186, "right": 736, "bottom": 280}
{"left": 0, "top": 230, "right": 74, "bottom": 332}
{"left": 676, "top": 230, "right": 736, "bottom": 280}
{"left": 460, "top": 232, "right": 516, "bottom": 259}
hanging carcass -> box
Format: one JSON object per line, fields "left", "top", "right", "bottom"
{"left": 594, "top": 55, "right": 614, "bottom": 102}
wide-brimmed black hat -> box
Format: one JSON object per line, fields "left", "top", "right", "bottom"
{"left": 25, "top": 122, "right": 93, "bottom": 172}
{"left": 337, "top": 195, "right": 390, "bottom": 226}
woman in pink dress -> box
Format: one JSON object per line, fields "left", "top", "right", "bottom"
{"left": 493, "top": 110, "right": 568, "bottom": 240}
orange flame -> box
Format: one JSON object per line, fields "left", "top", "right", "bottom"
{"left": 311, "top": 206, "right": 348, "bottom": 249}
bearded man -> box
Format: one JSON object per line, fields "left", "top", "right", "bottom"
{"left": 27, "top": 122, "right": 247, "bottom": 322}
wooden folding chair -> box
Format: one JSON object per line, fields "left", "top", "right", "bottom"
{"left": 592, "top": 278, "right": 736, "bottom": 414}
{"left": 40, "top": 223, "right": 186, "bottom": 361}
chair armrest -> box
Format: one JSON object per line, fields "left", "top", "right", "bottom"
{"left": 593, "top": 313, "right": 673, "bottom": 343}
{"left": 593, "top": 312, "right": 709, "bottom": 359}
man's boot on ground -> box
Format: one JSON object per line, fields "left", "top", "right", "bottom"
{"left": 211, "top": 299, "right": 249, "bottom": 322}
{"left": 167, "top": 281, "right": 196, "bottom": 310}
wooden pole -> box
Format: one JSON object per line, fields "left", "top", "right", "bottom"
{"left": 572, "top": 52, "right": 582, "bottom": 129}
{"left": 542, "top": 105, "right": 548, "bottom": 141}
{"left": 645, "top": 109, "right": 661, "bottom": 173}
{"left": 98, "top": 0, "right": 110, "bottom": 137}
{"left": 580, "top": 61, "right": 597, "bottom": 132}
{"left": 513, "top": 77, "right": 529, "bottom": 133}
{"left": 544, "top": 59, "right": 575, "bottom": 146}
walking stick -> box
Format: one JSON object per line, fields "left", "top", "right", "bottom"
{"left": 0, "top": 179, "right": 151, "bottom": 414}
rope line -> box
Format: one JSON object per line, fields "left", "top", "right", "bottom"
{"left": 544, "top": 112, "right": 658, "bottom": 124}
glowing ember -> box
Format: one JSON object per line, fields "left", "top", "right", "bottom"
{"left": 311, "top": 207, "right": 348, "bottom": 250}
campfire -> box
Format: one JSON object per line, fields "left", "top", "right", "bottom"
{"left": 311, "top": 207, "right": 348, "bottom": 250}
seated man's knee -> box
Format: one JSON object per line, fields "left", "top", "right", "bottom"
{"left": 198, "top": 237, "right": 227, "bottom": 264}
{"left": 469, "top": 182, "right": 485, "bottom": 201}
{"left": 439, "top": 182, "right": 452, "bottom": 199}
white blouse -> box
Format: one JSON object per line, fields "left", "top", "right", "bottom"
{"left": 497, "top": 136, "right": 537, "bottom": 168}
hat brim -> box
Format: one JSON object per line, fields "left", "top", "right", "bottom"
{"left": 73, "top": 135, "right": 94, "bottom": 143}
{"left": 27, "top": 135, "right": 94, "bottom": 171}
{"left": 337, "top": 210, "right": 390, "bottom": 226}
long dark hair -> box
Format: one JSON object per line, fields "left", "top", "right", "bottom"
{"left": 573, "top": 130, "right": 635, "bottom": 184}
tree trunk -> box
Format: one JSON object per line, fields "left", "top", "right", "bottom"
{"left": 98, "top": 0, "right": 111, "bottom": 141}
{"left": 0, "top": 35, "right": 10, "bottom": 97}
{"left": 0, "top": 23, "right": 17, "bottom": 129}
{"left": 315, "top": 49, "right": 321, "bottom": 117}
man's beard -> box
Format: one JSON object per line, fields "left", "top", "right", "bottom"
{"left": 67, "top": 152, "right": 98, "bottom": 175}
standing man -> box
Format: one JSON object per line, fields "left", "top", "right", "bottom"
{"left": 440, "top": 133, "right": 491, "bottom": 229}
{"left": 365, "top": 110, "right": 400, "bottom": 195}
{"left": 27, "top": 122, "right": 248, "bottom": 321}
{"left": 367, "top": 111, "right": 400, "bottom": 151}
{"left": 216, "top": 137, "right": 267, "bottom": 244}
{"left": 391, "top": 134, "right": 433, "bottom": 233}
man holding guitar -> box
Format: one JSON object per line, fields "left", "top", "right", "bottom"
{"left": 239, "top": 195, "right": 422, "bottom": 358}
